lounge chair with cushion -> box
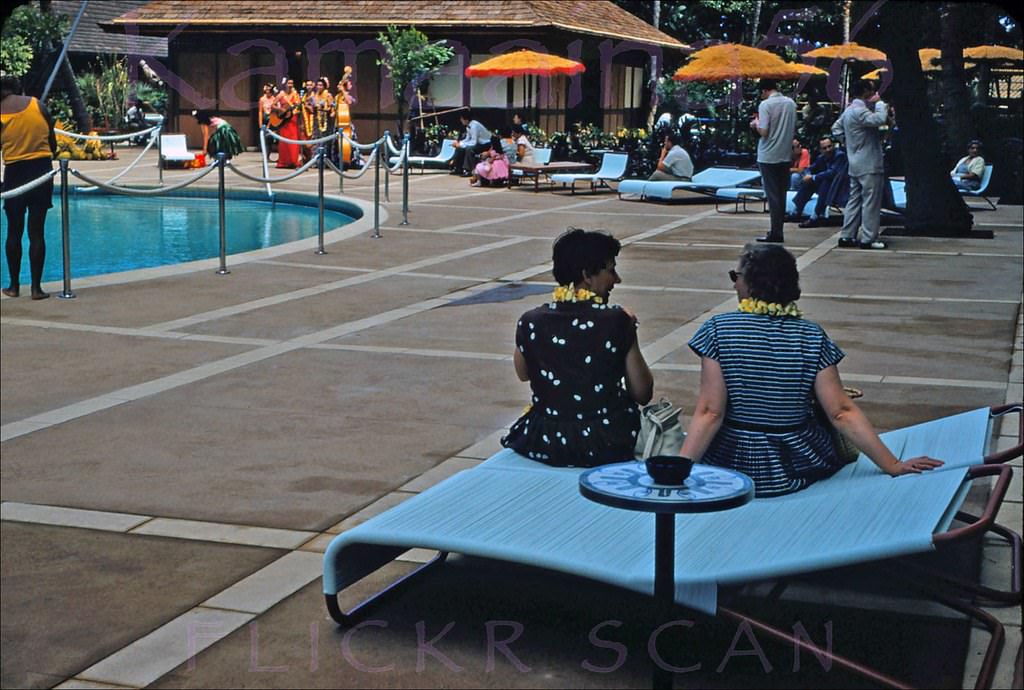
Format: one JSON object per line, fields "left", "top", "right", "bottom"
{"left": 160, "top": 134, "right": 197, "bottom": 166}
{"left": 323, "top": 403, "right": 1022, "bottom": 688}
{"left": 617, "top": 167, "right": 761, "bottom": 201}
{"left": 389, "top": 138, "right": 457, "bottom": 173}
{"left": 549, "top": 152, "right": 629, "bottom": 194}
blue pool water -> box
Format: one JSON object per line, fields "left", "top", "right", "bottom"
{"left": 1, "top": 192, "right": 356, "bottom": 285}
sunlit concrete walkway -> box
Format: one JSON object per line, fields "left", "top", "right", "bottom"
{"left": 1, "top": 146, "right": 1021, "bottom": 688}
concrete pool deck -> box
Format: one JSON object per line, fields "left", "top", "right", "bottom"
{"left": 1, "top": 148, "right": 1022, "bottom": 688}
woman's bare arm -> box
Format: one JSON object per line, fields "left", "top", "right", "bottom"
{"left": 814, "top": 365, "right": 943, "bottom": 475}
{"left": 679, "top": 356, "right": 727, "bottom": 460}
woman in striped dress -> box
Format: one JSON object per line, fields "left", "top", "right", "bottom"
{"left": 679, "top": 243, "right": 942, "bottom": 497}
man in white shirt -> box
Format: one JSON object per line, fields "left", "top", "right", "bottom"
{"left": 751, "top": 78, "right": 796, "bottom": 243}
{"left": 832, "top": 79, "right": 889, "bottom": 249}
{"left": 648, "top": 132, "right": 693, "bottom": 181}
{"left": 450, "top": 111, "right": 492, "bottom": 176}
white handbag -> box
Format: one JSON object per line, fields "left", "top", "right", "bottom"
{"left": 635, "top": 398, "right": 687, "bottom": 459}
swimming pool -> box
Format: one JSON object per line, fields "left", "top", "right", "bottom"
{"left": 1, "top": 189, "right": 358, "bottom": 285}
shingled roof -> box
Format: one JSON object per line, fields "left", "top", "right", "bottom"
{"left": 108, "top": 0, "right": 687, "bottom": 49}
{"left": 53, "top": 0, "right": 167, "bottom": 58}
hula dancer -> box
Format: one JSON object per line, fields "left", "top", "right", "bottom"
{"left": 192, "top": 110, "right": 243, "bottom": 161}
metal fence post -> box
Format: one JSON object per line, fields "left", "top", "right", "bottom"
{"left": 372, "top": 136, "right": 382, "bottom": 239}
{"left": 383, "top": 132, "right": 391, "bottom": 203}
{"left": 58, "top": 159, "right": 76, "bottom": 299}
{"left": 401, "top": 133, "right": 410, "bottom": 226}
{"left": 157, "top": 130, "right": 164, "bottom": 184}
{"left": 216, "top": 153, "right": 230, "bottom": 275}
{"left": 316, "top": 146, "right": 327, "bottom": 255}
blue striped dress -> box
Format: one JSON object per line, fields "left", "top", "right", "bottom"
{"left": 688, "top": 311, "right": 846, "bottom": 497}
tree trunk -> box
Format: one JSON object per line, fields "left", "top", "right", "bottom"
{"left": 645, "top": 0, "right": 661, "bottom": 130}
{"left": 58, "top": 57, "right": 91, "bottom": 132}
{"left": 938, "top": 2, "right": 971, "bottom": 159}
{"left": 872, "top": 2, "right": 974, "bottom": 235}
{"left": 750, "top": 0, "right": 763, "bottom": 46}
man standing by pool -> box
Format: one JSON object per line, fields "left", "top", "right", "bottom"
{"left": 750, "top": 78, "right": 796, "bottom": 244}
{"left": 1, "top": 74, "right": 57, "bottom": 300}
{"left": 832, "top": 79, "right": 889, "bottom": 250}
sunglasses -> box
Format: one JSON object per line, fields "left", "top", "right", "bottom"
{"left": 729, "top": 269, "right": 743, "bottom": 282}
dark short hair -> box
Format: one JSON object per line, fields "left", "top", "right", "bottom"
{"left": 192, "top": 110, "right": 212, "bottom": 125}
{"left": 758, "top": 78, "right": 778, "bottom": 91}
{"left": 1, "top": 74, "right": 22, "bottom": 95}
{"left": 738, "top": 243, "right": 801, "bottom": 303}
{"left": 511, "top": 123, "right": 525, "bottom": 136}
{"left": 665, "top": 130, "right": 684, "bottom": 146}
{"left": 460, "top": 109, "right": 472, "bottom": 121}
{"left": 818, "top": 135, "right": 833, "bottom": 145}
{"left": 552, "top": 228, "right": 621, "bottom": 286}
{"left": 968, "top": 139, "right": 983, "bottom": 151}
{"left": 852, "top": 78, "right": 876, "bottom": 97}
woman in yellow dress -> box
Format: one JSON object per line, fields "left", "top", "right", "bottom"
{"left": 335, "top": 67, "right": 355, "bottom": 167}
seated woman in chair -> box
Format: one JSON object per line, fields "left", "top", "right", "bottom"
{"left": 679, "top": 243, "right": 943, "bottom": 496}
{"left": 502, "top": 228, "right": 654, "bottom": 467}
{"left": 950, "top": 140, "right": 985, "bottom": 191}
{"left": 470, "top": 135, "right": 510, "bottom": 187}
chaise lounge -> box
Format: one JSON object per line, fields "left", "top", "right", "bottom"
{"left": 617, "top": 167, "right": 762, "bottom": 201}
{"left": 549, "top": 152, "right": 630, "bottom": 194}
{"left": 323, "top": 403, "right": 1022, "bottom": 688}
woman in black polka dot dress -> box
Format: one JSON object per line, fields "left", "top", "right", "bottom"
{"left": 501, "top": 229, "right": 654, "bottom": 467}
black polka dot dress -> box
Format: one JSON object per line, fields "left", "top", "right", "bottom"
{"left": 502, "top": 299, "right": 641, "bottom": 467}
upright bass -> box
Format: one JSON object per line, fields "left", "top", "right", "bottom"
{"left": 336, "top": 67, "right": 355, "bottom": 166}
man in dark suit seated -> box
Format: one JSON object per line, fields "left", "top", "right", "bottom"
{"left": 787, "top": 135, "right": 847, "bottom": 227}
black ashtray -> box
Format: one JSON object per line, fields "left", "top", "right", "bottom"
{"left": 645, "top": 455, "right": 692, "bottom": 485}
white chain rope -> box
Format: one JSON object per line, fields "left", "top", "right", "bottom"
{"left": 76, "top": 127, "right": 163, "bottom": 191}
{"left": 54, "top": 125, "right": 161, "bottom": 142}
{"left": 324, "top": 144, "right": 379, "bottom": 180}
{"left": 263, "top": 128, "right": 340, "bottom": 147}
{"left": 69, "top": 160, "right": 219, "bottom": 195}
{"left": 0, "top": 168, "right": 58, "bottom": 200}
{"left": 224, "top": 154, "right": 320, "bottom": 184}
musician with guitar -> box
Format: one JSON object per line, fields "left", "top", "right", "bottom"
{"left": 271, "top": 78, "right": 302, "bottom": 169}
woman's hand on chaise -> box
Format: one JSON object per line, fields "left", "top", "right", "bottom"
{"left": 887, "top": 455, "right": 944, "bottom": 476}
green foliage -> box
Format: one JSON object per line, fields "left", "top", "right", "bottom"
{"left": 45, "top": 91, "right": 73, "bottom": 124}
{"left": 0, "top": 3, "right": 69, "bottom": 78}
{"left": 133, "top": 82, "right": 168, "bottom": 113}
{"left": 376, "top": 25, "right": 454, "bottom": 133}
{"left": 75, "top": 55, "right": 131, "bottom": 128}
{"left": 1, "top": 34, "right": 34, "bottom": 77}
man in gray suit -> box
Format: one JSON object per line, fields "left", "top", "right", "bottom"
{"left": 832, "top": 79, "right": 889, "bottom": 249}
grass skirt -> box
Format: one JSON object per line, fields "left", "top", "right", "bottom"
{"left": 207, "top": 123, "right": 244, "bottom": 158}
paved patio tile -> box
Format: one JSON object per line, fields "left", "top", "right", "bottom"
{"left": 326, "top": 491, "right": 418, "bottom": 534}
{"left": 0, "top": 325, "right": 250, "bottom": 425}
{"left": 0, "top": 522, "right": 281, "bottom": 689}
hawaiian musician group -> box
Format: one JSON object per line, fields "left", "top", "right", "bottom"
{"left": 263, "top": 67, "right": 358, "bottom": 169}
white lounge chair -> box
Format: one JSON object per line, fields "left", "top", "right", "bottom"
{"left": 160, "top": 134, "right": 195, "bottom": 165}
{"left": 323, "top": 404, "right": 1022, "bottom": 688}
{"left": 618, "top": 167, "right": 761, "bottom": 201}
{"left": 549, "top": 152, "right": 629, "bottom": 194}
{"left": 389, "top": 139, "right": 457, "bottom": 173}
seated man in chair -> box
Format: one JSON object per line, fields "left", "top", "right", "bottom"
{"left": 648, "top": 131, "right": 693, "bottom": 182}
{"left": 788, "top": 135, "right": 847, "bottom": 228}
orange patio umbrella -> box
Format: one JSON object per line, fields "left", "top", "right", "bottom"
{"left": 672, "top": 43, "right": 823, "bottom": 82}
{"left": 919, "top": 48, "right": 942, "bottom": 71}
{"left": 802, "top": 42, "right": 887, "bottom": 62}
{"left": 464, "top": 49, "right": 585, "bottom": 78}
{"left": 963, "top": 45, "right": 1024, "bottom": 62}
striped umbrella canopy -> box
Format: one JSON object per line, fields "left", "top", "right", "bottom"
{"left": 962, "top": 45, "right": 1024, "bottom": 62}
{"left": 803, "top": 42, "right": 887, "bottom": 62}
{"left": 672, "top": 43, "right": 823, "bottom": 82}
{"left": 464, "top": 49, "right": 585, "bottom": 78}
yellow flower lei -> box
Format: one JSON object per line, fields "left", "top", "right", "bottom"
{"left": 737, "top": 298, "right": 802, "bottom": 318}
{"left": 551, "top": 285, "right": 604, "bottom": 304}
